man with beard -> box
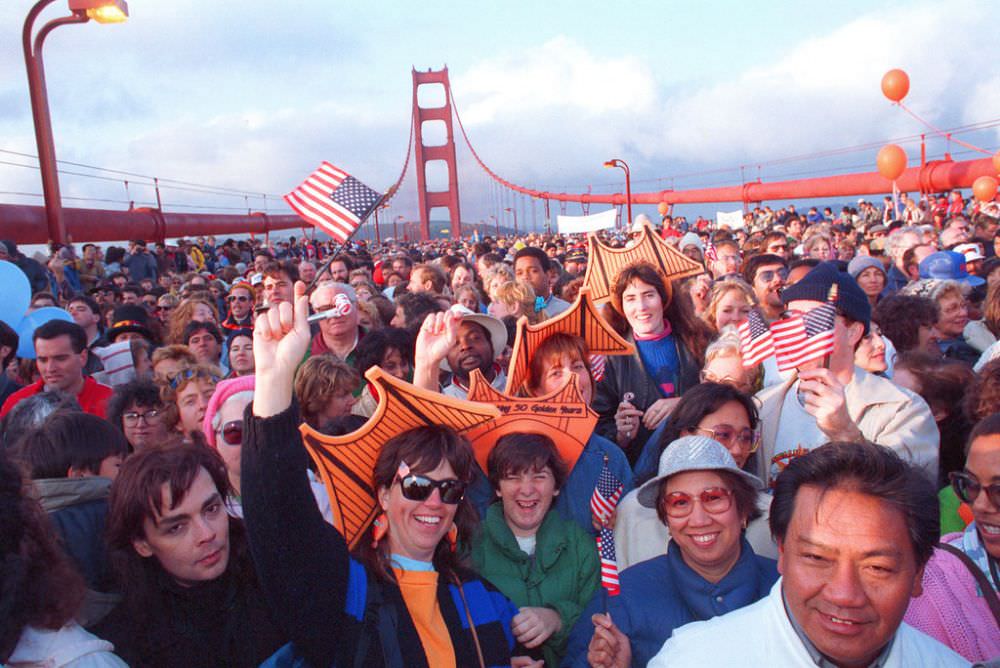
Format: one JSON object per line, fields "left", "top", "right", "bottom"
{"left": 413, "top": 305, "right": 507, "bottom": 399}
{"left": 743, "top": 254, "right": 788, "bottom": 322}
{"left": 221, "top": 280, "right": 255, "bottom": 331}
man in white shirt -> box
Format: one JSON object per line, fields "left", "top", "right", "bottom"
{"left": 649, "top": 442, "right": 966, "bottom": 667}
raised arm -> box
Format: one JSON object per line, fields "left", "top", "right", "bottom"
{"left": 412, "top": 309, "right": 462, "bottom": 392}
{"left": 242, "top": 281, "right": 352, "bottom": 666}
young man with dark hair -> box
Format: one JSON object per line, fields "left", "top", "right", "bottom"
{"left": 0, "top": 320, "right": 113, "bottom": 419}
{"left": 11, "top": 411, "right": 129, "bottom": 625}
{"left": 515, "top": 246, "right": 570, "bottom": 315}
{"left": 183, "top": 321, "right": 223, "bottom": 367}
{"left": 95, "top": 443, "right": 285, "bottom": 666}
{"left": 262, "top": 260, "right": 299, "bottom": 306}
{"left": 651, "top": 441, "right": 964, "bottom": 666}
{"left": 743, "top": 253, "right": 788, "bottom": 322}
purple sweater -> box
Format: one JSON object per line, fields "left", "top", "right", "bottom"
{"left": 904, "top": 530, "right": 1000, "bottom": 662}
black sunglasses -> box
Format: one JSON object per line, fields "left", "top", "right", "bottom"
{"left": 397, "top": 473, "right": 467, "bottom": 505}
{"left": 950, "top": 471, "right": 1000, "bottom": 507}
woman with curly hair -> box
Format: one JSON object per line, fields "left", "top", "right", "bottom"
{"left": 699, "top": 278, "right": 755, "bottom": 334}
{"left": 0, "top": 449, "right": 126, "bottom": 666}
{"left": 165, "top": 298, "right": 219, "bottom": 345}
{"left": 488, "top": 280, "right": 548, "bottom": 324}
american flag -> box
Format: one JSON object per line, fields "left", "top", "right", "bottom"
{"left": 704, "top": 238, "right": 717, "bottom": 262}
{"left": 591, "top": 456, "right": 623, "bottom": 595}
{"left": 589, "top": 354, "right": 607, "bottom": 382}
{"left": 738, "top": 309, "right": 774, "bottom": 368}
{"left": 771, "top": 289, "right": 838, "bottom": 371}
{"left": 284, "top": 162, "right": 383, "bottom": 243}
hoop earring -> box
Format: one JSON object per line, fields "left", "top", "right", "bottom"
{"left": 372, "top": 513, "right": 389, "bottom": 549}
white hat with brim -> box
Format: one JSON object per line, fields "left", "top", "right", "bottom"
{"left": 636, "top": 435, "right": 763, "bottom": 508}
{"left": 440, "top": 304, "right": 508, "bottom": 371}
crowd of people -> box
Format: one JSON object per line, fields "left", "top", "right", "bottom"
{"left": 1, "top": 188, "right": 999, "bottom": 667}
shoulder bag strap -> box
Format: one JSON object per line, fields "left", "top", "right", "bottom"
{"left": 451, "top": 574, "right": 486, "bottom": 668}
{"left": 937, "top": 542, "right": 1000, "bottom": 628}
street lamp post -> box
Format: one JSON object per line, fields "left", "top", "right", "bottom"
{"left": 23, "top": 0, "right": 128, "bottom": 245}
{"left": 394, "top": 215, "right": 404, "bottom": 242}
{"left": 504, "top": 207, "right": 518, "bottom": 236}
{"left": 603, "top": 158, "right": 632, "bottom": 232}
{"left": 489, "top": 214, "right": 498, "bottom": 238}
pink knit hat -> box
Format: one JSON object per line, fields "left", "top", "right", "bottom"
{"left": 201, "top": 375, "right": 255, "bottom": 448}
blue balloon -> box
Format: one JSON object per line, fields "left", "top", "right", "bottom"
{"left": 15, "top": 307, "right": 75, "bottom": 359}
{"left": 0, "top": 260, "right": 31, "bottom": 329}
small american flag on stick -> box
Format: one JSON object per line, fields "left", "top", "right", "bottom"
{"left": 772, "top": 284, "right": 838, "bottom": 371}
{"left": 591, "top": 455, "right": 623, "bottom": 595}
{"left": 738, "top": 309, "right": 774, "bottom": 368}
{"left": 284, "top": 162, "right": 383, "bottom": 243}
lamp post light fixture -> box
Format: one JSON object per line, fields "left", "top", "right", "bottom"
{"left": 504, "top": 207, "right": 518, "bottom": 236}
{"left": 488, "top": 214, "right": 498, "bottom": 238}
{"left": 394, "top": 215, "right": 404, "bottom": 242}
{"left": 23, "top": 0, "right": 129, "bottom": 245}
{"left": 603, "top": 158, "right": 632, "bottom": 232}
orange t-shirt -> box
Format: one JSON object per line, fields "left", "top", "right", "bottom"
{"left": 392, "top": 568, "right": 456, "bottom": 668}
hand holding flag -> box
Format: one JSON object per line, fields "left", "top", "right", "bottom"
{"left": 591, "top": 455, "right": 623, "bottom": 595}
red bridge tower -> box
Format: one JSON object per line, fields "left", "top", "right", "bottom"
{"left": 412, "top": 67, "right": 462, "bottom": 240}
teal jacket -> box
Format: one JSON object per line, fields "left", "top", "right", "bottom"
{"left": 470, "top": 503, "right": 600, "bottom": 667}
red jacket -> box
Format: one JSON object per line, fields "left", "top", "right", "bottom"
{"left": 0, "top": 376, "right": 113, "bottom": 419}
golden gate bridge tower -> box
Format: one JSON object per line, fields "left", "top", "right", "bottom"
{"left": 411, "top": 67, "right": 462, "bottom": 240}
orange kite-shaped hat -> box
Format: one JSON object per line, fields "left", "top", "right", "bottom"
{"left": 504, "top": 286, "right": 634, "bottom": 396}
{"left": 300, "top": 366, "right": 499, "bottom": 549}
{"left": 465, "top": 369, "right": 596, "bottom": 474}
{"left": 582, "top": 219, "right": 704, "bottom": 304}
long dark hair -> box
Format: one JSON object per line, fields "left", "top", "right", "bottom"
{"left": 0, "top": 450, "right": 85, "bottom": 661}
{"left": 637, "top": 382, "right": 759, "bottom": 484}
{"left": 105, "top": 442, "right": 254, "bottom": 626}
{"left": 612, "top": 262, "right": 713, "bottom": 364}
{"left": 356, "top": 425, "right": 478, "bottom": 583}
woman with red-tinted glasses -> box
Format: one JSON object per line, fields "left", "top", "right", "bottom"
{"left": 563, "top": 436, "right": 777, "bottom": 668}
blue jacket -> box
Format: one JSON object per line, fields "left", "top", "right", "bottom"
{"left": 562, "top": 538, "right": 778, "bottom": 668}
{"left": 467, "top": 433, "right": 633, "bottom": 537}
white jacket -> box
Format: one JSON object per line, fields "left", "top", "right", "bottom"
{"left": 649, "top": 580, "right": 966, "bottom": 667}
{"left": 755, "top": 367, "right": 939, "bottom": 487}
{"left": 6, "top": 624, "right": 127, "bottom": 668}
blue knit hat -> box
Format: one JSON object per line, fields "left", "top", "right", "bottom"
{"left": 781, "top": 261, "right": 871, "bottom": 333}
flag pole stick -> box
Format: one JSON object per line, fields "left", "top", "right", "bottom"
{"left": 822, "top": 283, "right": 839, "bottom": 370}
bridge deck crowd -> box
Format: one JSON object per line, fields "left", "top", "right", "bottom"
{"left": 0, "top": 190, "right": 999, "bottom": 667}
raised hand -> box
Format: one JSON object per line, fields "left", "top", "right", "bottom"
{"left": 253, "top": 280, "right": 310, "bottom": 417}
{"left": 412, "top": 309, "right": 461, "bottom": 391}
{"left": 797, "top": 367, "right": 863, "bottom": 442}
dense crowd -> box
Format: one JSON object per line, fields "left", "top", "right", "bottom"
{"left": 0, "top": 190, "right": 999, "bottom": 667}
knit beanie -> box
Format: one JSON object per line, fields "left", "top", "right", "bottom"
{"left": 846, "top": 255, "right": 886, "bottom": 280}
{"left": 679, "top": 232, "right": 703, "bottom": 252}
{"left": 202, "top": 375, "right": 255, "bottom": 448}
{"left": 781, "top": 261, "right": 871, "bottom": 333}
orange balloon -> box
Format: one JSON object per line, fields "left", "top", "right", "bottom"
{"left": 881, "top": 69, "right": 910, "bottom": 103}
{"left": 876, "top": 144, "right": 908, "bottom": 181}
{"left": 657, "top": 202, "right": 669, "bottom": 215}
{"left": 993, "top": 150, "right": 1000, "bottom": 174}
{"left": 972, "top": 175, "right": 999, "bottom": 203}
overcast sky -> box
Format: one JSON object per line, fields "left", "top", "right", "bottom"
{"left": 1, "top": 0, "right": 997, "bottom": 230}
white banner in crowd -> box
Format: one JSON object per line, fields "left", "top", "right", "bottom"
{"left": 716, "top": 210, "right": 745, "bottom": 229}
{"left": 557, "top": 208, "right": 617, "bottom": 234}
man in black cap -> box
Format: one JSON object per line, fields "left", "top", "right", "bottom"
{"left": 106, "top": 305, "right": 156, "bottom": 345}
{"left": 753, "top": 262, "right": 938, "bottom": 488}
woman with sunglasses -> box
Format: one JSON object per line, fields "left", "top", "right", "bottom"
{"left": 240, "top": 282, "right": 535, "bottom": 668}
{"left": 904, "top": 413, "right": 1000, "bottom": 662}
{"left": 615, "top": 382, "right": 773, "bottom": 569}
{"left": 564, "top": 436, "right": 777, "bottom": 668}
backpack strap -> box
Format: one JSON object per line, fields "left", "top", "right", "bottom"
{"left": 937, "top": 542, "right": 1000, "bottom": 628}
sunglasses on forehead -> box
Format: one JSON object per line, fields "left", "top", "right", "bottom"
{"left": 167, "top": 368, "right": 221, "bottom": 390}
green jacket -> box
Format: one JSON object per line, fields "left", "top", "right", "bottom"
{"left": 470, "top": 503, "right": 599, "bottom": 666}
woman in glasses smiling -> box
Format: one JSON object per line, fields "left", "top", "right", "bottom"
{"left": 615, "top": 382, "right": 773, "bottom": 569}
{"left": 564, "top": 436, "right": 777, "bottom": 668}
{"left": 240, "top": 282, "right": 531, "bottom": 668}
{"left": 904, "top": 414, "right": 1000, "bottom": 662}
